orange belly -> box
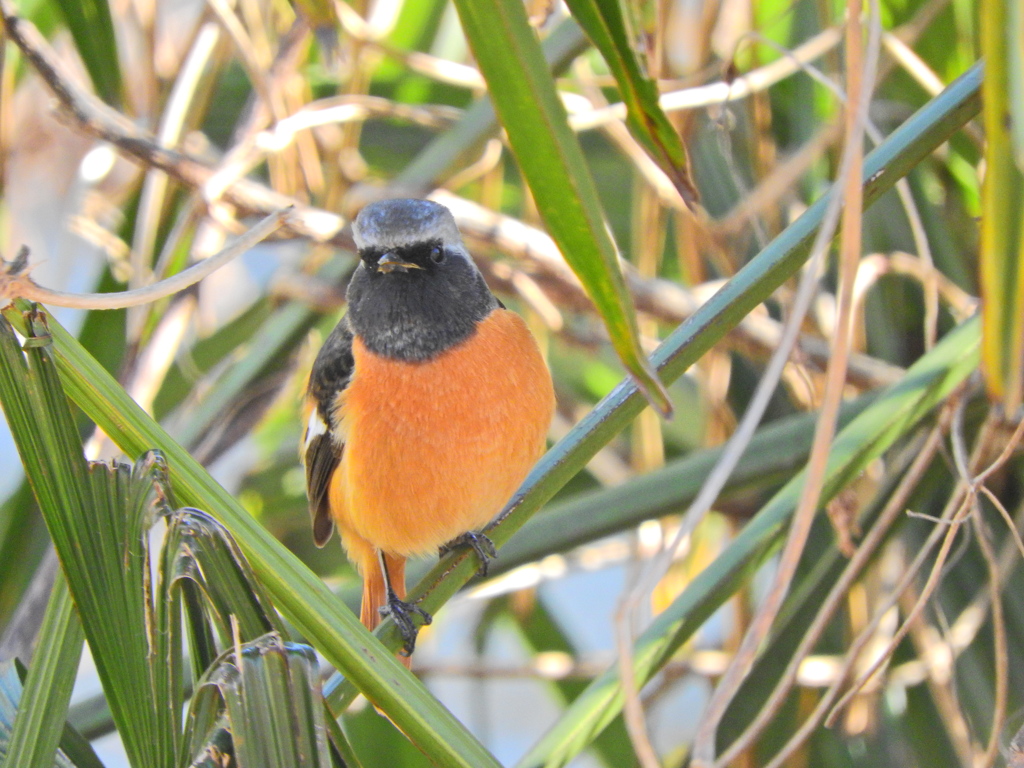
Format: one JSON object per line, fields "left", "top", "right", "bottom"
{"left": 329, "top": 309, "right": 554, "bottom": 560}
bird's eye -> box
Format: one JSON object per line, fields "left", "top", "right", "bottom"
{"left": 430, "top": 245, "right": 446, "bottom": 264}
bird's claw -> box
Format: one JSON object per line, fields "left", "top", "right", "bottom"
{"left": 379, "top": 596, "right": 432, "bottom": 656}
{"left": 439, "top": 530, "right": 497, "bottom": 577}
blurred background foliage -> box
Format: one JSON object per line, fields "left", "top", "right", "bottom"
{"left": 0, "top": 0, "right": 1017, "bottom": 766}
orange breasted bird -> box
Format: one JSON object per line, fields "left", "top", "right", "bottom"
{"left": 302, "top": 199, "right": 555, "bottom": 660}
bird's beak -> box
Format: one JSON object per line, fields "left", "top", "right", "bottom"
{"left": 377, "top": 253, "right": 423, "bottom": 274}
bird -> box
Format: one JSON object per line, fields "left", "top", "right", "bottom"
{"left": 301, "top": 198, "right": 555, "bottom": 663}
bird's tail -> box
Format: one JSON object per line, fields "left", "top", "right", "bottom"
{"left": 361, "top": 552, "right": 411, "bottom": 669}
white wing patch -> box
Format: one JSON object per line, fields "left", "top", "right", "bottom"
{"left": 304, "top": 408, "right": 328, "bottom": 456}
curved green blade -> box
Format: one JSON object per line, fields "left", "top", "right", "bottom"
{"left": 563, "top": 0, "right": 697, "bottom": 206}
{"left": 514, "top": 316, "right": 980, "bottom": 768}
{"left": 0, "top": 303, "right": 502, "bottom": 768}
{"left": 395, "top": 18, "right": 589, "bottom": 193}
{"left": 186, "top": 635, "right": 332, "bottom": 768}
{"left": 0, "top": 575, "right": 84, "bottom": 768}
{"left": 979, "top": 0, "right": 1024, "bottom": 412}
{"left": 451, "top": 0, "right": 674, "bottom": 416}
{"left": 0, "top": 312, "right": 178, "bottom": 768}
{"left": 161, "top": 507, "right": 286, "bottom": 679}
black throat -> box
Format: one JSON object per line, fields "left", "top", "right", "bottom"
{"left": 345, "top": 244, "right": 499, "bottom": 362}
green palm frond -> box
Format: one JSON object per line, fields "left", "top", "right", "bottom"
{"left": 0, "top": 0, "right": 1012, "bottom": 765}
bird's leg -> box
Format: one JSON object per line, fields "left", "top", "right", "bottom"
{"left": 439, "top": 530, "right": 498, "bottom": 577}
{"left": 376, "top": 550, "right": 431, "bottom": 656}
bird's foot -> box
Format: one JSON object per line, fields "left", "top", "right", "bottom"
{"left": 379, "top": 595, "right": 432, "bottom": 656}
{"left": 439, "top": 530, "right": 498, "bottom": 577}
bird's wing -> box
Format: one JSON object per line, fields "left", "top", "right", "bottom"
{"left": 302, "top": 317, "right": 354, "bottom": 547}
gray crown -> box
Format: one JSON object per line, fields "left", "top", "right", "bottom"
{"left": 352, "top": 199, "right": 465, "bottom": 251}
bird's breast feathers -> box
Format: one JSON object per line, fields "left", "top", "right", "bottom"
{"left": 328, "top": 308, "right": 554, "bottom": 556}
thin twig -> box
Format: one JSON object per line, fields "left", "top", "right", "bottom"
{"left": 207, "top": 0, "right": 274, "bottom": 110}
{"left": 898, "top": 583, "right": 976, "bottom": 765}
{"left": 201, "top": 95, "right": 460, "bottom": 206}
{"left": 736, "top": 23, "right": 941, "bottom": 352}
{"left": 971, "top": 415, "right": 1024, "bottom": 486}
{"left": 332, "top": 0, "right": 486, "bottom": 90}
{"left": 568, "top": 26, "right": 844, "bottom": 131}
{"left": 712, "top": 411, "right": 952, "bottom": 766}
{"left": 901, "top": 489, "right": 1024, "bottom": 765}
{"left": 761, "top": 405, "right": 1015, "bottom": 765}
{"left": 615, "top": 599, "right": 662, "bottom": 768}
{"left": 202, "top": 16, "right": 323, "bottom": 211}
{"left": 129, "top": 20, "right": 224, "bottom": 341}
{"left": 763, "top": 485, "right": 971, "bottom": 767}
{"left": 855, "top": 252, "right": 978, "bottom": 320}
{"left": 972, "top": 504, "right": 1007, "bottom": 768}
{"left": 233, "top": 92, "right": 458, "bottom": 176}
{"left": 0, "top": 0, "right": 346, "bottom": 243}
{"left": 824, "top": 413, "right": 1003, "bottom": 725}
{"left": 980, "top": 485, "right": 1024, "bottom": 562}
{"left": 0, "top": 209, "right": 288, "bottom": 309}
{"left": 691, "top": 2, "right": 879, "bottom": 761}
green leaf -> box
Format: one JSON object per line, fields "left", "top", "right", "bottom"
{"left": 0, "top": 319, "right": 345, "bottom": 766}
{"left": 0, "top": 304, "right": 502, "bottom": 768}
{"left": 716, "top": 439, "right": 926, "bottom": 752}
{"left": 395, "top": 18, "right": 589, "bottom": 193}
{"left": 563, "top": 0, "right": 697, "bottom": 206}
{"left": 450, "top": 0, "right": 674, "bottom": 416}
{"left": 1006, "top": 0, "right": 1024, "bottom": 169}
{"left": 161, "top": 507, "right": 285, "bottom": 678}
{"left": 498, "top": 391, "right": 877, "bottom": 574}
{"left": 163, "top": 508, "right": 360, "bottom": 766}
{"left": 0, "top": 310, "right": 180, "bottom": 768}
{"left": 50, "top": 0, "right": 123, "bottom": 107}
{"left": 0, "top": 574, "right": 84, "bottom": 768}
{"left": 514, "top": 316, "right": 981, "bottom": 768}
{"left": 979, "top": 0, "right": 1024, "bottom": 412}
{"left": 0, "top": 663, "right": 70, "bottom": 768}
{"left": 186, "top": 634, "right": 332, "bottom": 768}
